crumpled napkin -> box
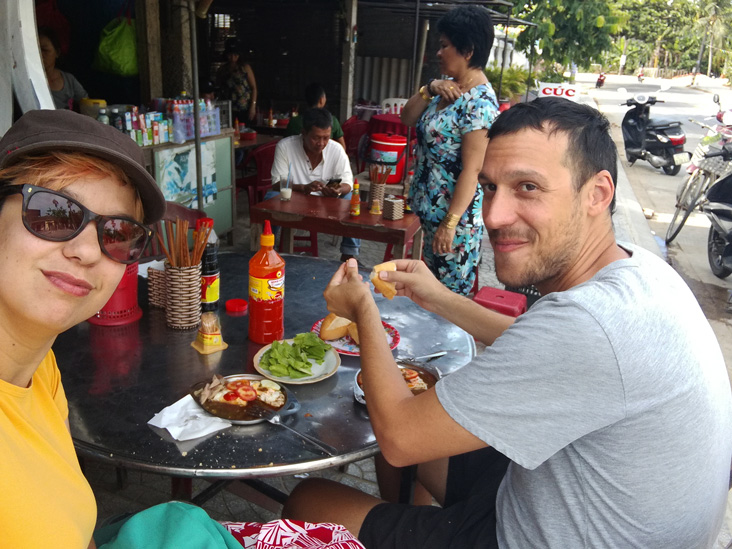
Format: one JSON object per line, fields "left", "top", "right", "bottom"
{"left": 148, "top": 394, "right": 231, "bottom": 441}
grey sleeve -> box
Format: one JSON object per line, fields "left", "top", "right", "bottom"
{"left": 63, "top": 72, "right": 88, "bottom": 102}
{"left": 436, "top": 298, "right": 626, "bottom": 469}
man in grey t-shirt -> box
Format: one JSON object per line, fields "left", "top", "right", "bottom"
{"left": 282, "top": 97, "right": 732, "bottom": 548}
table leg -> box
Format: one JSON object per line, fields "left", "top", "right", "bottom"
{"left": 280, "top": 228, "right": 294, "bottom": 254}
{"left": 250, "top": 222, "right": 263, "bottom": 251}
{"left": 393, "top": 239, "right": 408, "bottom": 259}
{"left": 411, "top": 228, "right": 424, "bottom": 260}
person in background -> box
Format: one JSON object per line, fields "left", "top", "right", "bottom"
{"left": 400, "top": 5, "right": 499, "bottom": 295}
{"left": 271, "top": 108, "right": 360, "bottom": 262}
{"left": 216, "top": 42, "right": 258, "bottom": 126}
{"left": 282, "top": 97, "right": 732, "bottom": 549}
{"left": 199, "top": 79, "right": 217, "bottom": 103}
{"left": 38, "top": 27, "right": 88, "bottom": 110}
{"left": 286, "top": 82, "right": 346, "bottom": 150}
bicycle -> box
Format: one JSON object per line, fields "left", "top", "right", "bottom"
{"left": 665, "top": 119, "right": 732, "bottom": 244}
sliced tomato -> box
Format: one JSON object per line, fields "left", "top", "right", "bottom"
{"left": 402, "top": 369, "right": 419, "bottom": 381}
{"left": 237, "top": 386, "right": 257, "bottom": 402}
{"left": 223, "top": 391, "right": 239, "bottom": 402}
{"left": 226, "top": 379, "right": 250, "bottom": 390}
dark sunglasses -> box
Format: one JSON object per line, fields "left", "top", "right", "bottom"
{"left": 0, "top": 183, "right": 151, "bottom": 264}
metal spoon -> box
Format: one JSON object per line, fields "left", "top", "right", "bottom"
{"left": 265, "top": 413, "right": 337, "bottom": 456}
{"left": 397, "top": 350, "right": 448, "bottom": 363}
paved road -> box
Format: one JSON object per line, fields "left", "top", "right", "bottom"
{"left": 578, "top": 73, "right": 732, "bottom": 380}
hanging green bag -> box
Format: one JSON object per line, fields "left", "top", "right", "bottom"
{"left": 93, "top": 11, "right": 138, "bottom": 77}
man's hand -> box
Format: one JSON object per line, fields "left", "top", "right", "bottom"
{"left": 299, "top": 181, "right": 324, "bottom": 194}
{"left": 321, "top": 182, "right": 349, "bottom": 198}
{"left": 324, "top": 258, "right": 374, "bottom": 321}
{"left": 377, "top": 259, "right": 452, "bottom": 313}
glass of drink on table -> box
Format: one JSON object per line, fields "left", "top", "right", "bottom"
{"left": 280, "top": 166, "right": 292, "bottom": 201}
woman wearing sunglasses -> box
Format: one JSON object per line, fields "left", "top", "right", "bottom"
{"left": 0, "top": 111, "right": 368, "bottom": 549}
{"left": 0, "top": 109, "right": 165, "bottom": 548}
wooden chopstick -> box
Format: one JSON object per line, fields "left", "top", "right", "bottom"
{"left": 165, "top": 219, "right": 177, "bottom": 267}
{"left": 156, "top": 231, "right": 173, "bottom": 265}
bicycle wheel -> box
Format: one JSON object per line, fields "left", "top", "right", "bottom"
{"left": 665, "top": 170, "right": 708, "bottom": 244}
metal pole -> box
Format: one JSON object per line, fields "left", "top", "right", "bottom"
{"left": 404, "top": 0, "right": 422, "bottom": 184}
{"left": 496, "top": 5, "right": 512, "bottom": 102}
{"left": 189, "top": 0, "right": 203, "bottom": 209}
{"left": 409, "top": 0, "right": 421, "bottom": 94}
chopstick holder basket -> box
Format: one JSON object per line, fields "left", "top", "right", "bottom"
{"left": 164, "top": 262, "right": 202, "bottom": 329}
{"left": 148, "top": 266, "right": 167, "bottom": 308}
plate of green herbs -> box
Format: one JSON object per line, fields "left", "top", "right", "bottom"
{"left": 253, "top": 332, "right": 341, "bottom": 384}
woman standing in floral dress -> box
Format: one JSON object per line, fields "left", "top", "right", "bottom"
{"left": 401, "top": 5, "right": 498, "bottom": 295}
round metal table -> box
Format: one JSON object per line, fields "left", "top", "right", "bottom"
{"left": 54, "top": 253, "right": 475, "bottom": 480}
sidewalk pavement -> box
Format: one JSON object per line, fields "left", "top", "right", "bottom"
{"left": 86, "top": 81, "right": 731, "bottom": 547}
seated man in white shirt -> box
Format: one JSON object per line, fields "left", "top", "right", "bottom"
{"left": 271, "top": 108, "right": 360, "bottom": 261}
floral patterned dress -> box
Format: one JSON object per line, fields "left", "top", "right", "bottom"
{"left": 218, "top": 64, "right": 253, "bottom": 123}
{"left": 409, "top": 83, "right": 499, "bottom": 295}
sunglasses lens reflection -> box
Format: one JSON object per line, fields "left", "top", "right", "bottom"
{"left": 102, "top": 219, "right": 148, "bottom": 262}
{"left": 25, "top": 190, "right": 147, "bottom": 263}
{"left": 25, "top": 190, "right": 83, "bottom": 240}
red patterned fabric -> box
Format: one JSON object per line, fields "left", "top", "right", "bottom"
{"left": 221, "top": 520, "right": 365, "bottom": 549}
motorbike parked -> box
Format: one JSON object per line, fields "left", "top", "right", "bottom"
{"left": 700, "top": 143, "right": 732, "bottom": 278}
{"left": 595, "top": 72, "right": 606, "bottom": 88}
{"left": 620, "top": 86, "right": 691, "bottom": 176}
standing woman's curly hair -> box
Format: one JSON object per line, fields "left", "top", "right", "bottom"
{"left": 436, "top": 6, "right": 495, "bottom": 69}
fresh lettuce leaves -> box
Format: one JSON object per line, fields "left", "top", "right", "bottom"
{"left": 259, "top": 334, "right": 332, "bottom": 379}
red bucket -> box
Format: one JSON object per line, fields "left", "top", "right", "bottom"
{"left": 370, "top": 133, "right": 407, "bottom": 183}
{"left": 88, "top": 262, "right": 143, "bottom": 326}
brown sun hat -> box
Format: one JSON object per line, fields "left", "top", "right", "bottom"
{"left": 0, "top": 109, "right": 166, "bottom": 223}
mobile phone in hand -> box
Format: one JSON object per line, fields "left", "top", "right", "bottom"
{"left": 326, "top": 178, "right": 342, "bottom": 189}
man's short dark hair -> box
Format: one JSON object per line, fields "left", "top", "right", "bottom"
{"left": 302, "top": 108, "right": 332, "bottom": 133}
{"left": 436, "top": 6, "right": 494, "bottom": 69}
{"left": 489, "top": 97, "right": 619, "bottom": 212}
{"left": 304, "top": 83, "right": 326, "bottom": 108}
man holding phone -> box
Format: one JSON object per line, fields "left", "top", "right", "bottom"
{"left": 272, "top": 108, "right": 360, "bottom": 261}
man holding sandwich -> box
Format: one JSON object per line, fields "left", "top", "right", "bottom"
{"left": 282, "top": 98, "right": 732, "bottom": 548}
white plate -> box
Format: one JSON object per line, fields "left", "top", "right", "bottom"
{"left": 253, "top": 339, "right": 341, "bottom": 384}
{"left": 311, "top": 318, "right": 400, "bottom": 356}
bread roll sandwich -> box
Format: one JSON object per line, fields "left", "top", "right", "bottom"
{"left": 347, "top": 323, "right": 359, "bottom": 344}
{"left": 370, "top": 261, "right": 397, "bottom": 300}
{"left": 319, "top": 313, "right": 352, "bottom": 340}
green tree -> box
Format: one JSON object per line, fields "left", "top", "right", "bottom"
{"left": 514, "top": 1, "right": 622, "bottom": 71}
{"left": 609, "top": 0, "right": 698, "bottom": 73}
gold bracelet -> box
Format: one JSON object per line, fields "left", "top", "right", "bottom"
{"left": 419, "top": 85, "right": 431, "bottom": 102}
{"left": 441, "top": 213, "right": 460, "bottom": 229}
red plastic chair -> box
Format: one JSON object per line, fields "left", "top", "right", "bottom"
{"left": 235, "top": 141, "right": 278, "bottom": 209}
{"left": 342, "top": 116, "right": 369, "bottom": 171}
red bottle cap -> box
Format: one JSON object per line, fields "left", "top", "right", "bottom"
{"left": 225, "top": 298, "right": 248, "bottom": 315}
{"left": 260, "top": 220, "right": 275, "bottom": 247}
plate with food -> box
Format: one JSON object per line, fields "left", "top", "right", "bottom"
{"left": 353, "top": 363, "right": 440, "bottom": 405}
{"left": 311, "top": 313, "right": 400, "bottom": 356}
{"left": 190, "top": 374, "right": 298, "bottom": 425}
{"left": 253, "top": 332, "right": 341, "bottom": 384}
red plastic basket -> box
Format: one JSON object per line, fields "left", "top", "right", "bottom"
{"left": 88, "top": 263, "right": 143, "bottom": 326}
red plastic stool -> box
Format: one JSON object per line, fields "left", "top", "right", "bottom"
{"left": 279, "top": 230, "right": 319, "bottom": 256}
{"left": 473, "top": 286, "right": 527, "bottom": 317}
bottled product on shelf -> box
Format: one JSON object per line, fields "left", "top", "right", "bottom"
{"left": 248, "top": 220, "right": 285, "bottom": 344}
{"left": 96, "top": 108, "right": 109, "bottom": 125}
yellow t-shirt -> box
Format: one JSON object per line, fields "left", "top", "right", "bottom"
{"left": 0, "top": 350, "right": 96, "bottom": 548}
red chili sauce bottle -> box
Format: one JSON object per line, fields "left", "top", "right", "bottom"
{"left": 248, "top": 220, "right": 285, "bottom": 344}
